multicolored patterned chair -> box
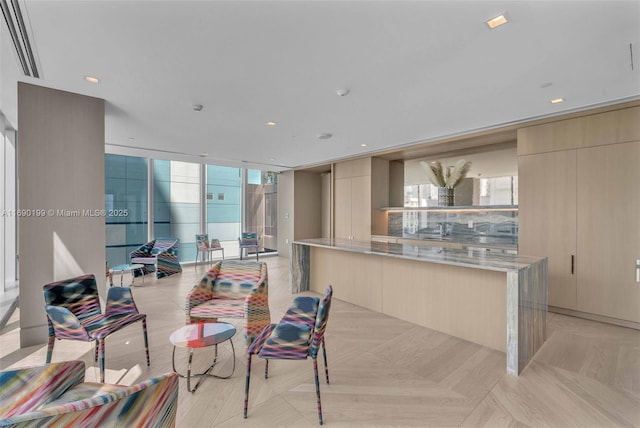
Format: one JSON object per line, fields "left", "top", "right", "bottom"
{"left": 0, "top": 360, "right": 178, "bottom": 427}
{"left": 244, "top": 285, "right": 333, "bottom": 425}
{"left": 43, "top": 274, "right": 150, "bottom": 383}
{"left": 195, "top": 234, "right": 224, "bottom": 269}
{"left": 129, "top": 237, "right": 182, "bottom": 279}
{"left": 185, "top": 260, "right": 270, "bottom": 346}
{"left": 238, "top": 232, "right": 260, "bottom": 260}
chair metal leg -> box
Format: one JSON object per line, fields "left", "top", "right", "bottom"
{"left": 46, "top": 336, "right": 55, "bottom": 363}
{"left": 264, "top": 359, "right": 269, "bottom": 379}
{"left": 94, "top": 342, "right": 99, "bottom": 362}
{"left": 244, "top": 354, "right": 252, "bottom": 418}
{"left": 313, "top": 357, "right": 323, "bottom": 425}
{"left": 322, "top": 340, "right": 329, "bottom": 384}
{"left": 98, "top": 339, "right": 106, "bottom": 383}
{"left": 142, "top": 317, "right": 150, "bottom": 366}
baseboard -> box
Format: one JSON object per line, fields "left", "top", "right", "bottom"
{"left": 548, "top": 306, "right": 640, "bottom": 330}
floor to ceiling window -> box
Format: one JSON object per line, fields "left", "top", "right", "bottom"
{"left": 105, "top": 154, "right": 148, "bottom": 268}
{"left": 153, "top": 160, "right": 201, "bottom": 262}
{"left": 246, "top": 170, "right": 278, "bottom": 253}
{"left": 105, "top": 155, "right": 278, "bottom": 266}
{"left": 206, "top": 165, "right": 241, "bottom": 257}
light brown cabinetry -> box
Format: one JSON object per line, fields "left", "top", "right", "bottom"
{"left": 333, "top": 157, "right": 389, "bottom": 241}
{"left": 334, "top": 175, "right": 371, "bottom": 240}
{"left": 519, "top": 150, "right": 577, "bottom": 310}
{"left": 518, "top": 106, "right": 640, "bottom": 325}
{"left": 576, "top": 141, "right": 640, "bottom": 322}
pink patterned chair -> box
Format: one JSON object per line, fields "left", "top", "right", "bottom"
{"left": 195, "top": 234, "right": 224, "bottom": 269}
{"left": 185, "top": 260, "right": 270, "bottom": 346}
{"left": 43, "top": 274, "right": 150, "bottom": 383}
{"left": 0, "top": 360, "right": 178, "bottom": 427}
{"left": 244, "top": 285, "right": 333, "bottom": 425}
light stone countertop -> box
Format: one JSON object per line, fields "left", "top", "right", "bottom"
{"left": 293, "top": 238, "right": 545, "bottom": 273}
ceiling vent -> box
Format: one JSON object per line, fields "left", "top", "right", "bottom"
{"left": 1, "top": 0, "right": 39, "bottom": 78}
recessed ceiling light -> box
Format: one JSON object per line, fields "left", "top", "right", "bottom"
{"left": 192, "top": 104, "right": 203, "bottom": 112}
{"left": 199, "top": 153, "right": 208, "bottom": 157}
{"left": 360, "top": 144, "right": 367, "bottom": 147}
{"left": 336, "top": 89, "right": 350, "bottom": 97}
{"left": 486, "top": 14, "right": 508, "bottom": 29}
{"left": 266, "top": 121, "right": 277, "bottom": 126}
{"left": 550, "top": 98, "right": 564, "bottom": 104}
{"left": 317, "top": 133, "right": 333, "bottom": 140}
{"left": 84, "top": 75, "right": 100, "bottom": 84}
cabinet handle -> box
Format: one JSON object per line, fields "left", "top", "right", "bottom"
{"left": 571, "top": 255, "right": 575, "bottom": 275}
{"left": 636, "top": 259, "right": 640, "bottom": 283}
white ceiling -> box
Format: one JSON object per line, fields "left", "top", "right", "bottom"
{"left": 1, "top": 1, "right": 639, "bottom": 172}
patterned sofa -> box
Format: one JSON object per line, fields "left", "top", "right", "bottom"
{"left": 130, "top": 238, "right": 182, "bottom": 279}
{"left": 0, "top": 360, "right": 178, "bottom": 427}
{"left": 185, "top": 260, "right": 270, "bottom": 346}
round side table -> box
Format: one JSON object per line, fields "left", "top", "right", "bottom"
{"left": 109, "top": 263, "right": 145, "bottom": 287}
{"left": 169, "top": 322, "right": 236, "bottom": 393}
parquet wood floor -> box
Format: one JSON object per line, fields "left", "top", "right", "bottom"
{"left": 1, "top": 256, "right": 638, "bottom": 427}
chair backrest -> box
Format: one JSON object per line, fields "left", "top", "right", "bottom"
{"left": 209, "top": 238, "right": 222, "bottom": 249}
{"left": 152, "top": 238, "right": 179, "bottom": 254}
{"left": 310, "top": 285, "right": 333, "bottom": 358}
{"left": 0, "top": 360, "right": 86, "bottom": 418}
{"left": 195, "top": 234, "right": 210, "bottom": 250}
{"left": 137, "top": 239, "right": 156, "bottom": 255}
{"left": 239, "top": 232, "right": 258, "bottom": 246}
{"left": 280, "top": 296, "right": 320, "bottom": 327}
{"left": 0, "top": 361, "right": 179, "bottom": 426}
{"left": 43, "top": 274, "right": 102, "bottom": 322}
{"left": 206, "top": 260, "right": 266, "bottom": 297}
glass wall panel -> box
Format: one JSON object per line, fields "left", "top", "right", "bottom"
{"left": 105, "top": 158, "right": 279, "bottom": 268}
{"left": 206, "top": 165, "right": 241, "bottom": 255}
{"left": 153, "top": 160, "right": 200, "bottom": 262}
{"left": 247, "top": 169, "right": 262, "bottom": 185}
{"left": 105, "top": 154, "right": 148, "bottom": 266}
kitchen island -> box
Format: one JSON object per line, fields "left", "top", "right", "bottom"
{"left": 291, "top": 238, "right": 547, "bottom": 376}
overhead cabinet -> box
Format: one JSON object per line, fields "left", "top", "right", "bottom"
{"left": 518, "top": 105, "right": 640, "bottom": 325}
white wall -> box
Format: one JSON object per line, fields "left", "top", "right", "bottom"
{"left": 18, "top": 83, "right": 105, "bottom": 346}
{"left": 277, "top": 170, "right": 293, "bottom": 258}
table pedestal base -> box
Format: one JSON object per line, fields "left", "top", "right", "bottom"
{"left": 171, "top": 341, "right": 236, "bottom": 393}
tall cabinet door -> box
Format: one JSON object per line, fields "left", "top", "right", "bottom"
{"left": 350, "top": 175, "right": 372, "bottom": 241}
{"left": 577, "top": 141, "right": 640, "bottom": 322}
{"left": 334, "top": 177, "right": 352, "bottom": 240}
{"left": 519, "top": 149, "right": 577, "bottom": 309}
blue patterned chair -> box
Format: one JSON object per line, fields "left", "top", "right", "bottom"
{"left": 130, "top": 237, "right": 182, "bottom": 278}
{"left": 238, "top": 232, "right": 260, "bottom": 260}
{"left": 43, "top": 274, "right": 150, "bottom": 383}
{"left": 0, "top": 360, "right": 178, "bottom": 427}
{"left": 244, "top": 285, "right": 333, "bottom": 425}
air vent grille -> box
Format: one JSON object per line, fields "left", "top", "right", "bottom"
{"left": 1, "top": 0, "right": 39, "bottom": 77}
